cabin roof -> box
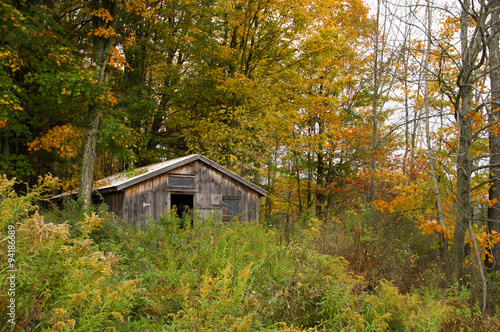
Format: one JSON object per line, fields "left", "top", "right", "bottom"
{"left": 53, "top": 154, "right": 267, "bottom": 198}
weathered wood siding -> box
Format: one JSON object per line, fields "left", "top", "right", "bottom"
{"left": 103, "top": 160, "right": 261, "bottom": 227}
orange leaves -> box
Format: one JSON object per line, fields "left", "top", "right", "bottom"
{"left": 28, "top": 124, "right": 84, "bottom": 158}
{"left": 489, "top": 198, "right": 498, "bottom": 207}
{"left": 492, "top": 123, "right": 500, "bottom": 135}
{"left": 91, "top": 26, "right": 118, "bottom": 39}
{"left": 466, "top": 229, "right": 500, "bottom": 262}
{"left": 417, "top": 219, "right": 452, "bottom": 239}
{"left": 123, "top": 0, "right": 147, "bottom": 16}
{"left": 372, "top": 188, "right": 417, "bottom": 215}
{"left": 44, "top": 49, "right": 71, "bottom": 66}
{"left": 90, "top": 8, "right": 114, "bottom": 23}
{"left": 107, "top": 46, "right": 129, "bottom": 70}
{"left": 107, "top": 92, "right": 117, "bottom": 105}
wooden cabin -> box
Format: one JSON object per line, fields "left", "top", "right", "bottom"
{"left": 73, "top": 154, "right": 267, "bottom": 227}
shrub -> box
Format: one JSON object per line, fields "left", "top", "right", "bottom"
{"left": 0, "top": 175, "right": 139, "bottom": 331}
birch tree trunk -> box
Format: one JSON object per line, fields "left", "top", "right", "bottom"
{"left": 369, "top": 0, "right": 380, "bottom": 203}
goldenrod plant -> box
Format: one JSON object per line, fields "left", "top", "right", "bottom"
{"left": 1, "top": 176, "right": 499, "bottom": 331}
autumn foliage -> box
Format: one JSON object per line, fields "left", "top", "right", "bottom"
{"left": 2, "top": 177, "right": 499, "bottom": 330}
{"left": 2, "top": 0, "right": 500, "bottom": 326}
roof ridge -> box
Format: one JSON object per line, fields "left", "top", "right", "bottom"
{"left": 51, "top": 154, "right": 267, "bottom": 199}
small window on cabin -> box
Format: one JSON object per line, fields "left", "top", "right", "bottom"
{"left": 168, "top": 176, "right": 195, "bottom": 187}
{"left": 222, "top": 198, "right": 240, "bottom": 217}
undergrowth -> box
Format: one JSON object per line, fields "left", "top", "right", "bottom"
{"left": 0, "top": 175, "right": 497, "bottom": 331}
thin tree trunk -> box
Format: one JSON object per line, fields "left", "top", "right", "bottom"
{"left": 403, "top": 44, "right": 410, "bottom": 178}
{"left": 1, "top": 133, "right": 9, "bottom": 156}
{"left": 316, "top": 118, "right": 325, "bottom": 214}
{"left": 307, "top": 151, "right": 312, "bottom": 209}
{"left": 469, "top": 221, "right": 488, "bottom": 315}
{"left": 295, "top": 154, "right": 303, "bottom": 215}
{"left": 424, "top": 0, "right": 452, "bottom": 278}
{"left": 369, "top": 0, "right": 380, "bottom": 202}
{"left": 265, "top": 157, "right": 272, "bottom": 221}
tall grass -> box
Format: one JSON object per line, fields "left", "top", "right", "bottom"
{"left": 1, "top": 176, "right": 497, "bottom": 331}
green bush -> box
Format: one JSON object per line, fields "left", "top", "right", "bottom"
{"left": 0, "top": 175, "right": 139, "bottom": 331}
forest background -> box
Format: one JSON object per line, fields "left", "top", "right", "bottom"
{"left": 2, "top": 0, "right": 500, "bottom": 330}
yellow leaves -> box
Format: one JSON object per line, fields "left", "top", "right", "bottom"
{"left": 34, "top": 173, "right": 61, "bottom": 192}
{"left": 123, "top": 0, "right": 147, "bottom": 16}
{"left": 115, "top": 278, "right": 140, "bottom": 298}
{"left": 199, "top": 268, "right": 216, "bottom": 299}
{"left": 68, "top": 291, "right": 88, "bottom": 306}
{"left": 51, "top": 307, "right": 76, "bottom": 331}
{"left": 44, "top": 51, "right": 69, "bottom": 66}
{"left": 64, "top": 238, "right": 93, "bottom": 255}
{"left": 78, "top": 212, "right": 103, "bottom": 236}
{"left": 0, "top": 49, "right": 23, "bottom": 72}
{"left": 18, "top": 211, "right": 70, "bottom": 254}
{"left": 473, "top": 111, "right": 483, "bottom": 124}
{"left": 92, "top": 90, "right": 118, "bottom": 106}
{"left": 238, "top": 262, "right": 253, "bottom": 282}
{"left": 301, "top": 217, "right": 323, "bottom": 240}
{"left": 109, "top": 312, "right": 124, "bottom": 322}
{"left": 0, "top": 97, "right": 23, "bottom": 111}
{"left": 87, "top": 251, "right": 119, "bottom": 278}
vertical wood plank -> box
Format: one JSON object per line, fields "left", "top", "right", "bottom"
{"left": 101, "top": 157, "right": 264, "bottom": 224}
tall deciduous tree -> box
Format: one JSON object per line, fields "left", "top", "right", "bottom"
{"left": 488, "top": 0, "right": 500, "bottom": 272}
{"left": 0, "top": 1, "right": 102, "bottom": 184}
{"left": 424, "top": 0, "right": 452, "bottom": 278}
{"left": 78, "top": 0, "right": 119, "bottom": 210}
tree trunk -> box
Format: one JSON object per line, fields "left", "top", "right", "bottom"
{"left": 78, "top": 0, "right": 118, "bottom": 211}
{"left": 265, "top": 155, "right": 274, "bottom": 221}
{"left": 295, "top": 154, "right": 303, "bottom": 215}
{"left": 1, "top": 133, "right": 9, "bottom": 156}
{"left": 369, "top": 0, "right": 380, "bottom": 203}
{"left": 452, "top": 2, "right": 474, "bottom": 284}
{"left": 453, "top": 86, "right": 473, "bottom": 285}
{"left": 424, "top": 0, "right": 452, "bottom": 278}
{"left": 488, "top": 0, "right": 500, "bottom": 271}
{"left": 307, "top": 151, "right": 312, "bottom": 209}
{"left": 316, "top": 117, "right": 325, "bottom": 214}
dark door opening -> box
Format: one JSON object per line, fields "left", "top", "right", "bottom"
{"left": 171, "top": 194, "right": 194, "bottom": 227}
